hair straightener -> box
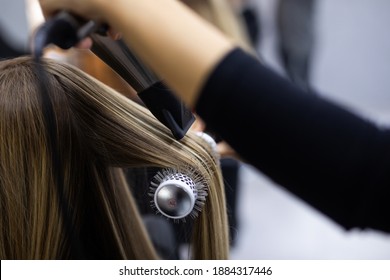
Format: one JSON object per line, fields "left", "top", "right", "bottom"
{"left": 32, "top": 11, "right": 195, "bottom": 140}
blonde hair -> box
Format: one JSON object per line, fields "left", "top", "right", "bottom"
{"left": 0, "top": 56, "right": 229, "bottom": 259}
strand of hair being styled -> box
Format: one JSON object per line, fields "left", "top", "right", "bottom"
{"left": 0, "top": 56, "right": 228, "bottom": 259}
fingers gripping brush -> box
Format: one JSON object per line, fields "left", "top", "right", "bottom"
{"left": 149, "top": 168, "right": 208, "bottom": 221}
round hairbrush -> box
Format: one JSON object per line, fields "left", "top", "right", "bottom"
{"left": 149, "top": 168, "right": 208, "bottom": 221}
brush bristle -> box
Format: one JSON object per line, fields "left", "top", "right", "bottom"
{"left": 149, "top": 167, "right": 208, "bottom": 222}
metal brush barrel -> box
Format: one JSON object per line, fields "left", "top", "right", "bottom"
{"left": 154, "top": 172, "right": 197, "bottom": 219}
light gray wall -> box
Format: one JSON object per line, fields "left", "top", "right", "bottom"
{"left": 0, "top": 0, "right": 29, "bottom": 50}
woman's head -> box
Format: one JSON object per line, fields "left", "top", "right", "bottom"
{"left": 0, "top": 56, "right": 229, "bottom": 259}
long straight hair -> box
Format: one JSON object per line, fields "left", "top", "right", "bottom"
{"left": 0, "top": 56, "right": 229, "bottom": 259}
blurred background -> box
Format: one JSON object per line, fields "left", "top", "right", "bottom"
{"left": 2, "top": 0, "right": 390, "bottom": 259}
{"left": 230, "top": 0, "right": 390, "bottom": 259}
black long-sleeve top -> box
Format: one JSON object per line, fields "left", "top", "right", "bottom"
{"left": 195, "top": 48, "right": 390, "bottom": 234}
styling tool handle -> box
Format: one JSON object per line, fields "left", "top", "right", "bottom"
{"left": 90, "top": 33, "right": 196, "bottom": 140}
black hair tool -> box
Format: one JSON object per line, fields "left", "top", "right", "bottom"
{"left": 90, "top": 34, "right": 195, "bottom": 140}
{"left": 33, "top": 11, "right": 195, "bottom": 140}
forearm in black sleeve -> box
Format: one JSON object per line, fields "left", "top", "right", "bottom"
{"left": 196, "top": 48, "right": 390, "bottom": 233}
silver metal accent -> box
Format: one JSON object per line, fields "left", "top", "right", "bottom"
{"left": 153, "top": 172, "right": 197, "bottom": 219}
{"left": 196, "top": 132, "right": 217, "bottom": 152}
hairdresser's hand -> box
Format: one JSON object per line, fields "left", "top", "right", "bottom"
{"left": 76, "top": 30, "right": 122, "bottom": 49}
{"left": 216, "top": 141, "right": 244, "bottom": 161}
{"left": 191, "top": 117, "right": 242, "bottom": 161}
